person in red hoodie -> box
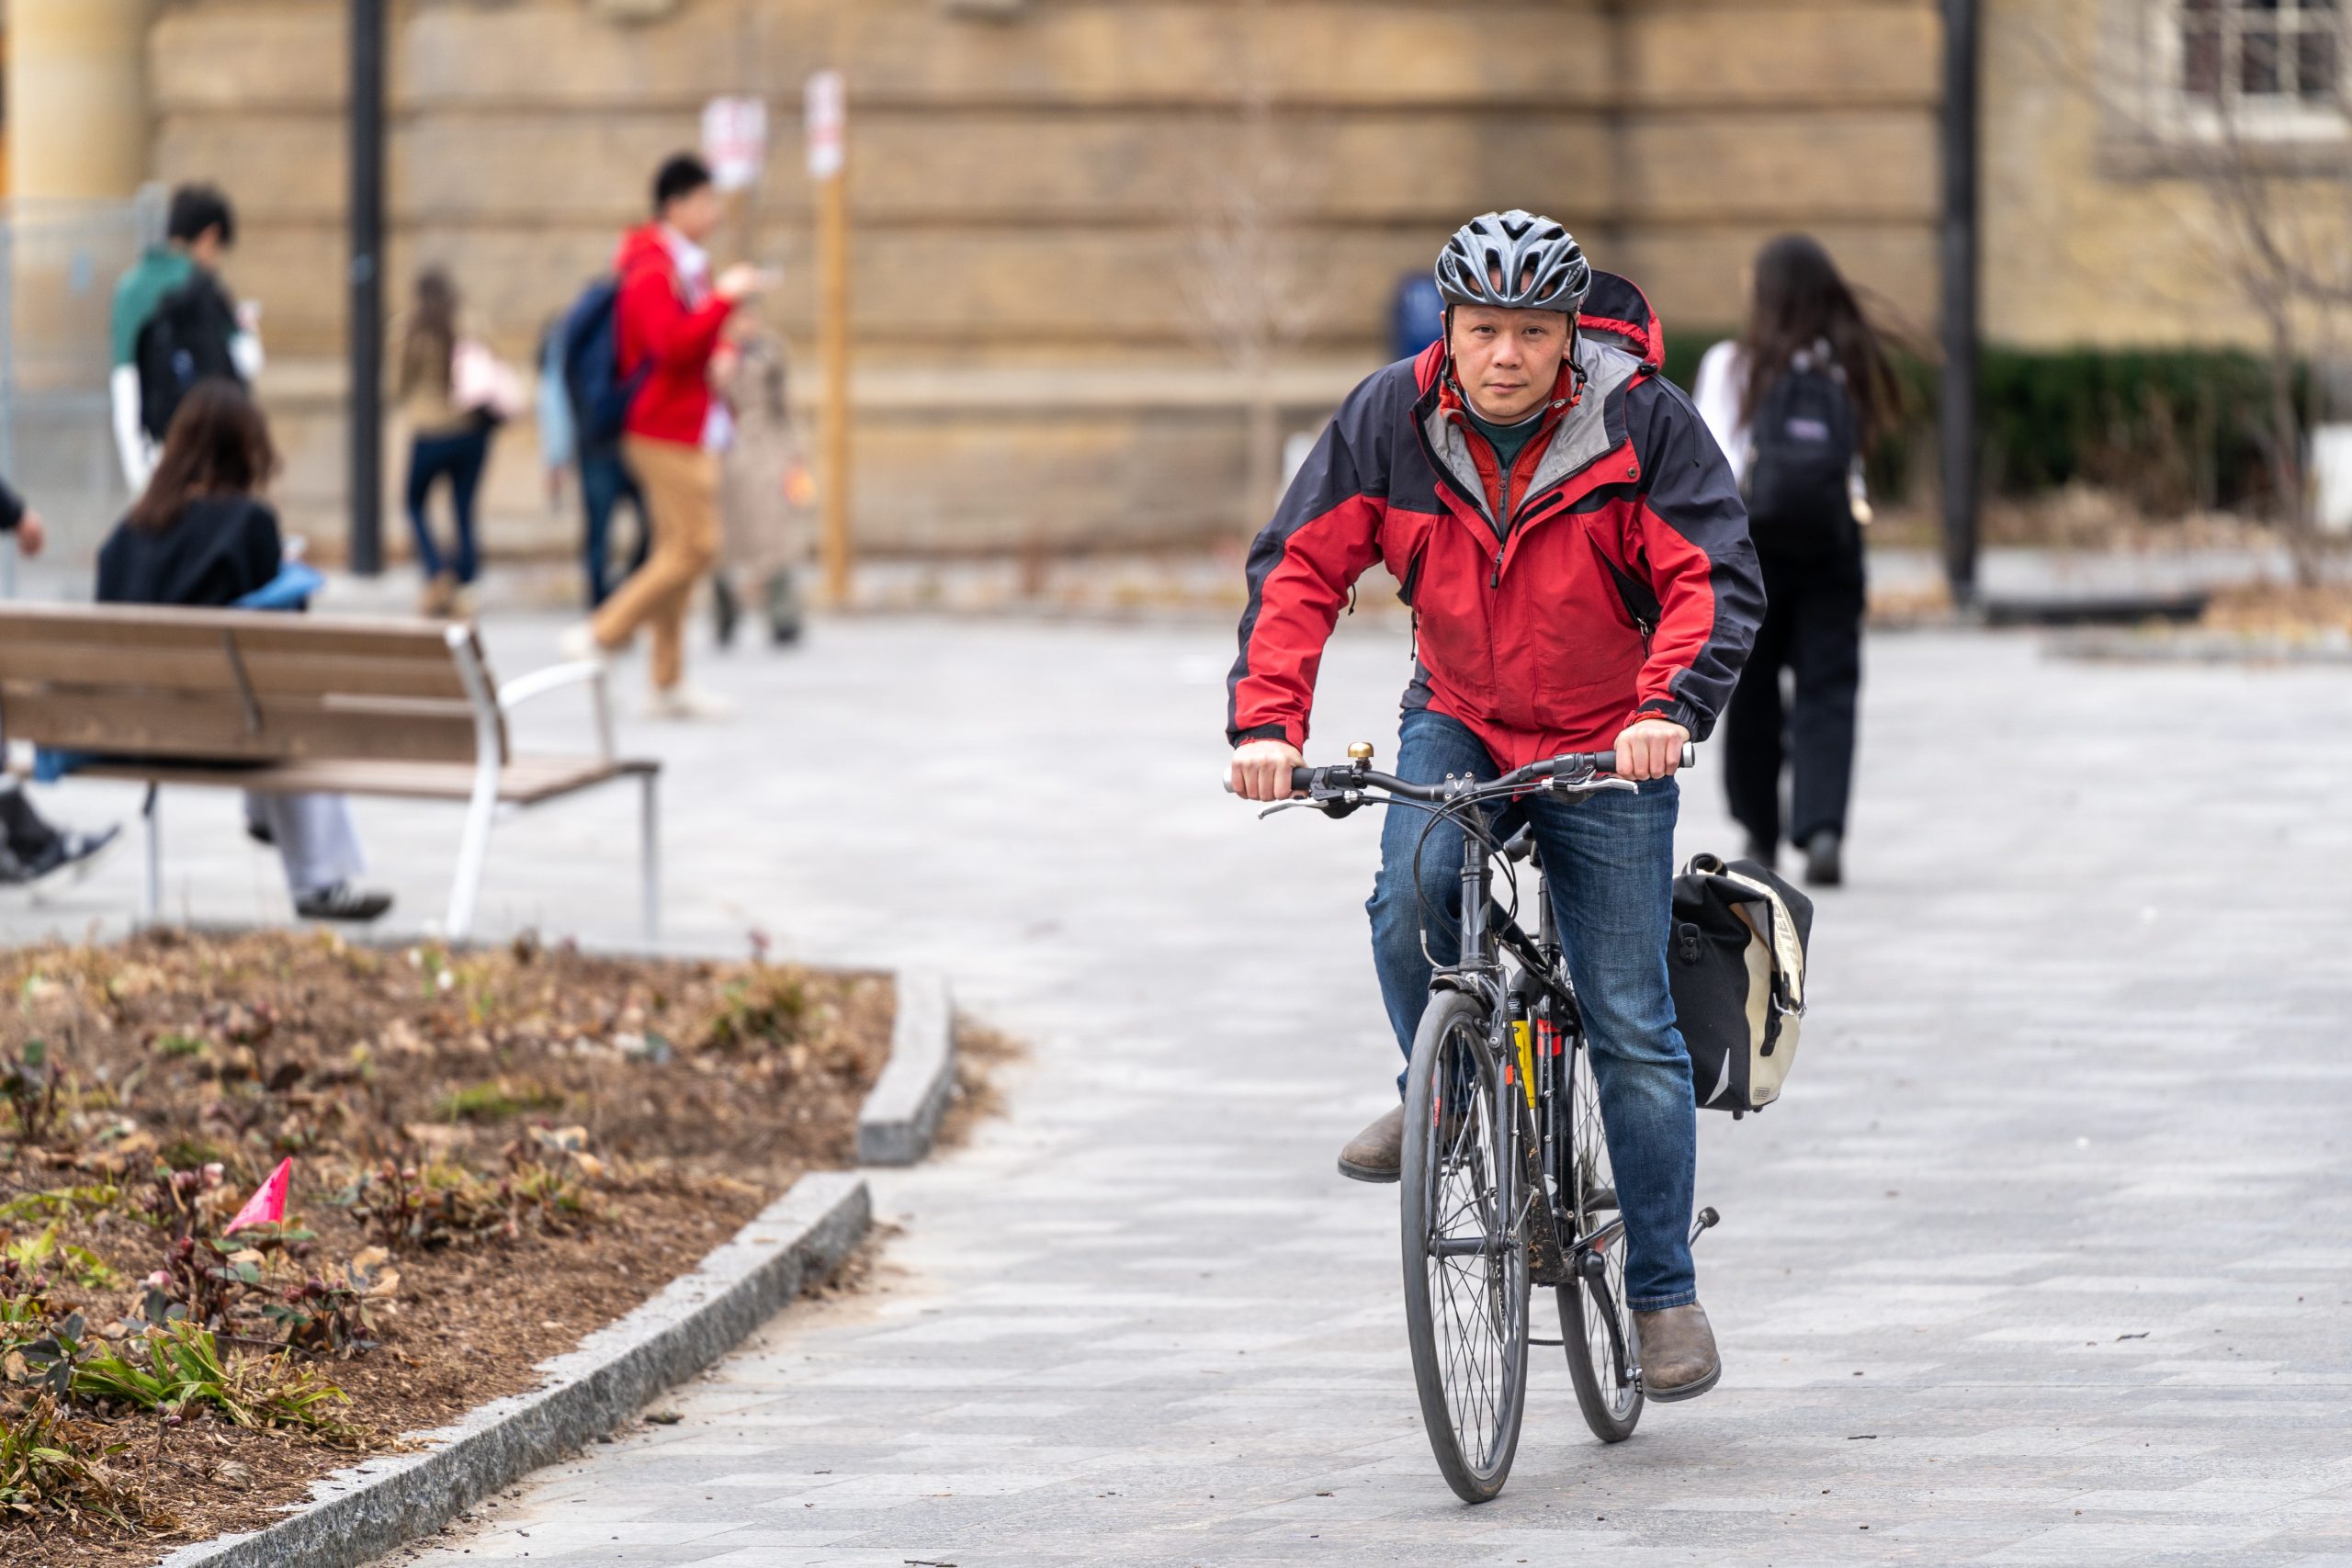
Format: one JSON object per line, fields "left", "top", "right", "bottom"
{"left": 562, "top": 154, "right": 769, "bottom": 717}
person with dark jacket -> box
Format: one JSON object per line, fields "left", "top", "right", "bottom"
{"left": 96, "top": 382, "right": 392, "bottom": 922}
{"left": 1227, "top": 212, "right": 1763, "bottom": 1404}
{"left": 1690, "top": 235, "right": 1895, "bottom": 886}
{"left": 0, "top": 477, "right": 119, "bottom": 887}
{"left": 109, "top": 184, "right": 261, "bottom": 493}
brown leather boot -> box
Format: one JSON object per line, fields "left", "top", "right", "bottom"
{"left": 1337, "top": 1105, "right": 1405, "bottom": 1183}
{"left": 1634, "top": 1302, "right": 1721, "bottom": 1402}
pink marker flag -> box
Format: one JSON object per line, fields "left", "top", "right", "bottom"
{"left": 224, "top": 1157, "right": 292, "bottom": 1235}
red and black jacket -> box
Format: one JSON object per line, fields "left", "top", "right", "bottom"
{"left": 1227, "top": 271, "right": 1764, "bottom": 772}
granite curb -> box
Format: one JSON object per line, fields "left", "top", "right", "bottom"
{"left": 856, "top": 968, "right": 956, "bottom": 1166}
{"left": 156, "top": 1170, "right": 871, "bottom": 1568}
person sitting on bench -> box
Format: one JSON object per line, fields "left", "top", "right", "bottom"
{"left": 95, "top": 381, "right": 393, "bottom": 922}
{"left": 0, "top": 471, "right": 119, "bottom": 886}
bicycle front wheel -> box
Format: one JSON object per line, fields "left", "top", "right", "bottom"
{"left": 1399, "top": 990, "right": 1531, "bottom": 1503}
{"left": 1557, "top": 1032, "right": 1644, "bottom": 1442}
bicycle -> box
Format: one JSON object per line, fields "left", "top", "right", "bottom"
{"left": 1235, "top": 739, "right": 1719, "bottom": 1502}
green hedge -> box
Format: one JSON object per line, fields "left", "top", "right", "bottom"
{"left": 1660, "top": 331, "right": 2297, "bottom": 515}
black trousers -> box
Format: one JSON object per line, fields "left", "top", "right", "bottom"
{"left": 1723, "top": 542, "right": 1864, "bottom": 850}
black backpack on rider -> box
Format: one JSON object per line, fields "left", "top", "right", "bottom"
{"left": 1740, "top": 344, "right": 1857, "bottom": 558}
{"left": 1668, "top": 853, "right": 1813, "bottom": 1115}
{"left": 134, "top": 273, "right": 244, "bottom": 442}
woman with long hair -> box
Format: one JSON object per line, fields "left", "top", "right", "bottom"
{"left": 97, "top": 380, "right": 394, "bottom": 921}
{"left": 399, "top": 268, "right": 508, "bottom": 615}
{"left": 1691, "top": 234, "right": 1898, "bottom": 886}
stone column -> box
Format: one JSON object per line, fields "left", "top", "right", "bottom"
{"left": 6, "top": 0, "right": 154, "bottom": 201}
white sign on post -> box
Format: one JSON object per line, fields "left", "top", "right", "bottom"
{"left": 700, "top": 96, "right": 769, "bottom": 193}
{"left": 805, "top": 70, "right": 845, "bottom": 180}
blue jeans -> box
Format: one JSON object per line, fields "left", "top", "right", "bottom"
{"left": 580, "top": 442, "right": 650, "bottom": 609}
{"left": 1367, "top": 707, "right": 1698, "bottom": 1311}
{"left": 406, "top": 425, "right": 492, "bottom": 584}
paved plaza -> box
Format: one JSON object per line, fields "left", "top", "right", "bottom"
{"left": 6, "top": 611, "right": 2346, "bottom": 1567}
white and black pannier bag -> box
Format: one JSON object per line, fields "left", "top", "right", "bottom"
{"left": 1668, "top": 853, "right": 1813, "bottom": 1114}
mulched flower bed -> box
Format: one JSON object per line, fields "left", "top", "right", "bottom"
{"left": 0, "top": 929, "right": 925, "bottom": 1566}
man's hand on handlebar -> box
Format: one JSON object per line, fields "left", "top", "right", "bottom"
{"left": 1230, "top": 739, "right": 1306, "bottom": 802}
{"left": 1610, "top": 717, "right": 1691, "bottom": 782}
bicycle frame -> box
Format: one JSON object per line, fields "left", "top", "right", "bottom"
{"left": 1430, "top": 812, "right": 1637, "bottom": 1385}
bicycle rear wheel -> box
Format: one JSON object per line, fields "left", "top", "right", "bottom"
{"left": 1557, "top": 1032, "right": 1644, "bottom": 1442}
{"left": 1400, "top": 990, "right": 1531, "bottom": 1503}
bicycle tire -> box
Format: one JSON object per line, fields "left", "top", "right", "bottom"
{"left": 1399, "top": 990, "right": 1531, "bottom": 1503}
{"left": 1557, "top": 1032, "right": 1643, "bottom": 1442}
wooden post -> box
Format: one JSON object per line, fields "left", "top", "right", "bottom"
{"left": 818, "top": 170, "right": 852, "bottom": 605}
{"left": 808, "top": 70, "right": 852, "bottom": 606}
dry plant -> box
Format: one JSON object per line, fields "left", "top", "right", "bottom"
{"left": 1174, "top": 0, "right": 1324, "bottom": 529}
{"left": 2046, "top": 3, "right": 2352, "bottom": 585}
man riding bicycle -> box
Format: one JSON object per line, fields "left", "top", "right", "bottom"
{"left": 1227, "top": 211, "right": 1764, "bottom": 1402}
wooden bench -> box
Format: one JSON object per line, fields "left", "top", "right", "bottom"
{"left": 0, "top": 604, "right": 659, "bottom": 939}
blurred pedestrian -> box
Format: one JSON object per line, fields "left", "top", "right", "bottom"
{"left": 109, "top": 184, "right": 263, "bottom": 493}
{"left": 713, "top": 322, "right": 813, "bottom": 648}
{"left": 545, "top": 286, "right": 651, "bottom": 611}
{"left": 398, "top": 269, "right": 521, "bottom": 617}
{"left": 0, "top": 473, "right": 119, "bottom": 887}
{"left": 1692, "top": 234, "right": 1897, "bottom": 887}
{"left": 560, "top": 153, "right": 769, "bottom": 717}
{"left": 97, "top": 382, "right": 393, "bottom": 922}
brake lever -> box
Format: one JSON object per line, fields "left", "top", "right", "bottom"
{"left": 1544, "top": 774, "right": 1639, "bottom": 799}
{"left": 1256, "top": 795, "right": 1363, "bottom": 820}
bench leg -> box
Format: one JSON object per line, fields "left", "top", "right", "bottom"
{"left": 639, "top": 771, "right": 661, "bottom": 942}
{"left": 447, "top": 776, "right": 497, "bottom": 941}
{"left": 139, "top": 784, "right": 161, "bottom": 927}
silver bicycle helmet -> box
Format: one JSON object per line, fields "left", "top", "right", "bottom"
{"left": 1434, "top": 209, "right": 1591, "bottom": 315}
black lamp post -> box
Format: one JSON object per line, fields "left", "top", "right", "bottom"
{"left": 348, "top": 0, "right": 387, "bottom": 576}
{"left": 1939, "top": 0, "right": 1981, "bottom": 606}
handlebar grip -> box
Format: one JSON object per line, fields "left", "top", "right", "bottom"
{"left": 1613, "top": 743, "right": 1698, "bottom": 773}
{"left": 1559, "top": 742, "right": 1698, "bottom": 776}
{"left": 1218, "top": 766, "right": 1326, "bottom": 796}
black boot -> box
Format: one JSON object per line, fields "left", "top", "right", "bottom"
{"left": 1804, "top": 829, "right": 1844, "bottom": 887}
{"left": 712, "top": 575, "right": 741, "bottom": 649}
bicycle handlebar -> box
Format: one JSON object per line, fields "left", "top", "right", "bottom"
{"left": 1235, "top": 742, "right": 1697, "bottom": 803}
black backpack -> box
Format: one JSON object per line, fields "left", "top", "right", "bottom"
{"left": 556, "top": 277, "right": 650, "bottom": 450}
{"left": 1740, "top": 345, "right": 1857, "bottom": 557}
{"left": 1668, "top": 853, "right": 1813, "bottom": 1116}
{"left": 135, "top": 274, "right": 243, "bottom": 441}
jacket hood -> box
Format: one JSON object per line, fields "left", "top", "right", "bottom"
{"left": 614, "top": 223, "right": 673, "bottom": 277}
{"left": 1411, "top": 267, "right": 1665, "bottom": 397}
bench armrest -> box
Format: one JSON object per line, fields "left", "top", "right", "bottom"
{"left": 497, "top": 660, "right": 615, "bottom": 760}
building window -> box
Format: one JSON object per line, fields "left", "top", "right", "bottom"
{"left": 2179, "top": 0, "right": 2342, "bottom": 107}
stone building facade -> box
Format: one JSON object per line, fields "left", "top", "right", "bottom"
{"left": 5, "top": 0, "right": 2348, "bottom": 561}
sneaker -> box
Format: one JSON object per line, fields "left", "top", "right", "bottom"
{"left": 293, "top": 882, "right": 394, "bottom": 923}
{"left": 1803, "top": 829, "right": 1844, "bottom": 888}
{"left": 1337, "top": 1105, "right": 1405, "bottom": 1184}
{"left": 23, "top": 825, "right": 121, "bottom": 892}
{"left": 418, "top": 571, "right": 458, "bottom": 617}
{"left": 558, "top": 623, "right": 607, "bottom": 667}
{"left": 641, "top": 684, "right": 734, "bottom": 721}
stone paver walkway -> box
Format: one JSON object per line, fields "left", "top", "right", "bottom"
{"left": 7, "top": 615, "right": 2346, "bottom": 1567}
